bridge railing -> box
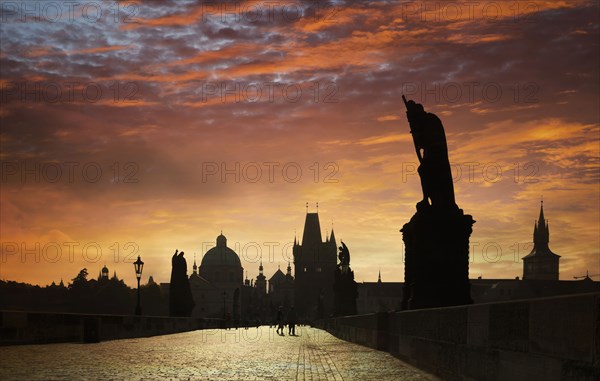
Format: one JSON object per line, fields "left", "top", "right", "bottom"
{"left": 0, "top": 311, "right": 224, "bottom": 345}
{"left": 316, "top": 292, "right": 600, "bottom": 381}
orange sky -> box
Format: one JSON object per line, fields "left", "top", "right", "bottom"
{"left": 1, "top": 0, "right": 598, "bottom": 287}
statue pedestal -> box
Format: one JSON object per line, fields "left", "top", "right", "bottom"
{"left": 401, "top": 204, "right": 474, "bottom": 310}
{"left": 333, "top": 266, "right": 358, "bottom": 317}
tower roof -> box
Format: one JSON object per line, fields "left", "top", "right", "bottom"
{"left": 523, "top": 201, "right": 560, "bottom": 259}
{"left": 269, "top": 269, "right": 286, "bottom": 282}
{"left": 329, "top": 228, "right": 337, "bottom": 246}
{"left": 302, "top": 212, "right": 322, "bottom": 247}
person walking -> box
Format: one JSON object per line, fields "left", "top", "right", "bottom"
{"left": 276, "top": 306, "right": 284, "bottom": 336}
{"left": 287, "top": 306, "right": 297, "bottom": 336}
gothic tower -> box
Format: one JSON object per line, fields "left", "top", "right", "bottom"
{"left": 293, "top": 205, "right": 337, "bottom": 319}
{"left": 522, "top": 201, "right": 560, "bottom": 280}
{"left": 255, "top": 259, "right": 267, "bottom": 295}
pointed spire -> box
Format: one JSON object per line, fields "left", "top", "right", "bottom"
{"left": 538, "top": 198, "right": 545, "bottom": 225}
{"left": 286, "top": 261, "right": 292, "bottom": 276}
{"left": 329, "top": 228, "right": 337, "bottom": 246}
{"left": 378, "top": 268, "right": 382, "bottom": 283}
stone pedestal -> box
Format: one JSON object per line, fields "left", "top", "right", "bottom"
{"left": 401, "top": 204, "right": 474, "bottom": 310}
{"left": 333, "top": 266, "right": 358, "bottom": 316}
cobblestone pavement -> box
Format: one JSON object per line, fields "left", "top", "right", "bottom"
{"left": 0, "top": 326, "right": 437, "bottom": 380}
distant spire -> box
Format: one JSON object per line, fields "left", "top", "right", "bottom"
{"left": 538, "top": 198, "right": 545, "bottom": 225}
{"left": 306, "top": 202, "right": 308, "bottom": 213}
{"left": 378, "top": 268, "right": 382, "bottom": 283}
{"left": 286, "top": 261, "right": 292, "bottom": 276}
{"left": 526, "top": 199, "right": 558, "bottom": 258}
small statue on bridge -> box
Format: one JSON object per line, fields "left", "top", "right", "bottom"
{"left": 333, "top": 241, "right": 358, "bottom": 316}
{"left": 338, "top": 241, "right": 350, "bottom": 272}
{"left": 169, "top": 249, "right": 195, "bottom": 317}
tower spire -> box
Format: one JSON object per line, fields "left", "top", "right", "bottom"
{"left": 538, "top": 198, "right": 545, "bottom": 225}
{"left": 378, "top": 268, "right": 382, "bottom": 283}
{"left": 523, "top": 199, "right": 560, "bottom": 280}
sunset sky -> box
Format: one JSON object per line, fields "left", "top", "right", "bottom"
{"left": 1, "top": 0, "right": 598, "bottom": 287}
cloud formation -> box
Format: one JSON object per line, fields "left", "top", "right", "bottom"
{"left": 0, "top": 0, "right": 598, "bottom": 286}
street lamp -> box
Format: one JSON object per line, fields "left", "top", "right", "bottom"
{"left": 133, "top": 255, "right": 144, "bottom": 315}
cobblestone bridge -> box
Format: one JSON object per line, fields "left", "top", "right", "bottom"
{"left": 0, "top": 326, "right": 437, "bottom": 380}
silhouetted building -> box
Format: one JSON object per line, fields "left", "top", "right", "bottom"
{"left": 356, "top": 272, "right": 403, "bottom": 314}
{"left": 293, "top": 208, "right": 337, "bottom": 319}
{"left": 268, "top": 263, "right": 294, "bottom": 310}
{"left": 189, "top": 233, "right": 244, "bottom": 318}
{"left": 98, "top": 265, "right": 109, "bottom": 281}
{"left": 522, "top": 201, "right": 560, "bottom": 280}
{"left": 471, "top": 277, "right": 599, "bottom": 303}
{"left": 255, "top": 259, "right": 267, "bottom": 295}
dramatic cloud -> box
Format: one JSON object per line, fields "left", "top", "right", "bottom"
{"left": 1, "top": 0, "right": 598, "bottom": 286}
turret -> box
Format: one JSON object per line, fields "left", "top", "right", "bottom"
{"left": 522, "top": 200, "right": 560, "bottom": 280}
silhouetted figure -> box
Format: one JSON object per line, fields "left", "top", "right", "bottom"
{"left": 333, "top": 241, "right": 358, "bottom": 316}
{"left": 287, "top": 306, "right": 297, "bottom": 335}
{"left": 404, "top": 96, "right": 456, "bottom": 210}
{"left": 338, "top": 241, "right": 350, "bottom": 268}
{"left": 276, "top": 306, "right": 284, "bottom": 335}
{"left": 400, "top": 97, "right": 474, "bottom": 310}
{"left": 169, "top": 250, "right": 195, "bottom": 317}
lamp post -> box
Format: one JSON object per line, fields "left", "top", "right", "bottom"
{"left": 133, "top": 255, "right": 144, "bottom": 315}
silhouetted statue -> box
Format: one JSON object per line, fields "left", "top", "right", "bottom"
{"left": 338, "top": 241, "right": 350, "bottom": 269}
{"left": 401, "top": 97, "right": 474, "bottom": 310}
{"left": 333, "top": 241, "right": 358, "bottom": 316}
{"left": 169, "top": 250, "right": 195, "bottom": 317}
{"left": 403, "top": 96, "right": 457, "bottom": 210}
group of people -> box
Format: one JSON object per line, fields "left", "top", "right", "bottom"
{"left": 275, "top": 305, "right": 297, "bottom": 336}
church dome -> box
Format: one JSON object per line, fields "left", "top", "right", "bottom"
{"left": 201, "top": 234, "right": 241, "bottom": 267}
